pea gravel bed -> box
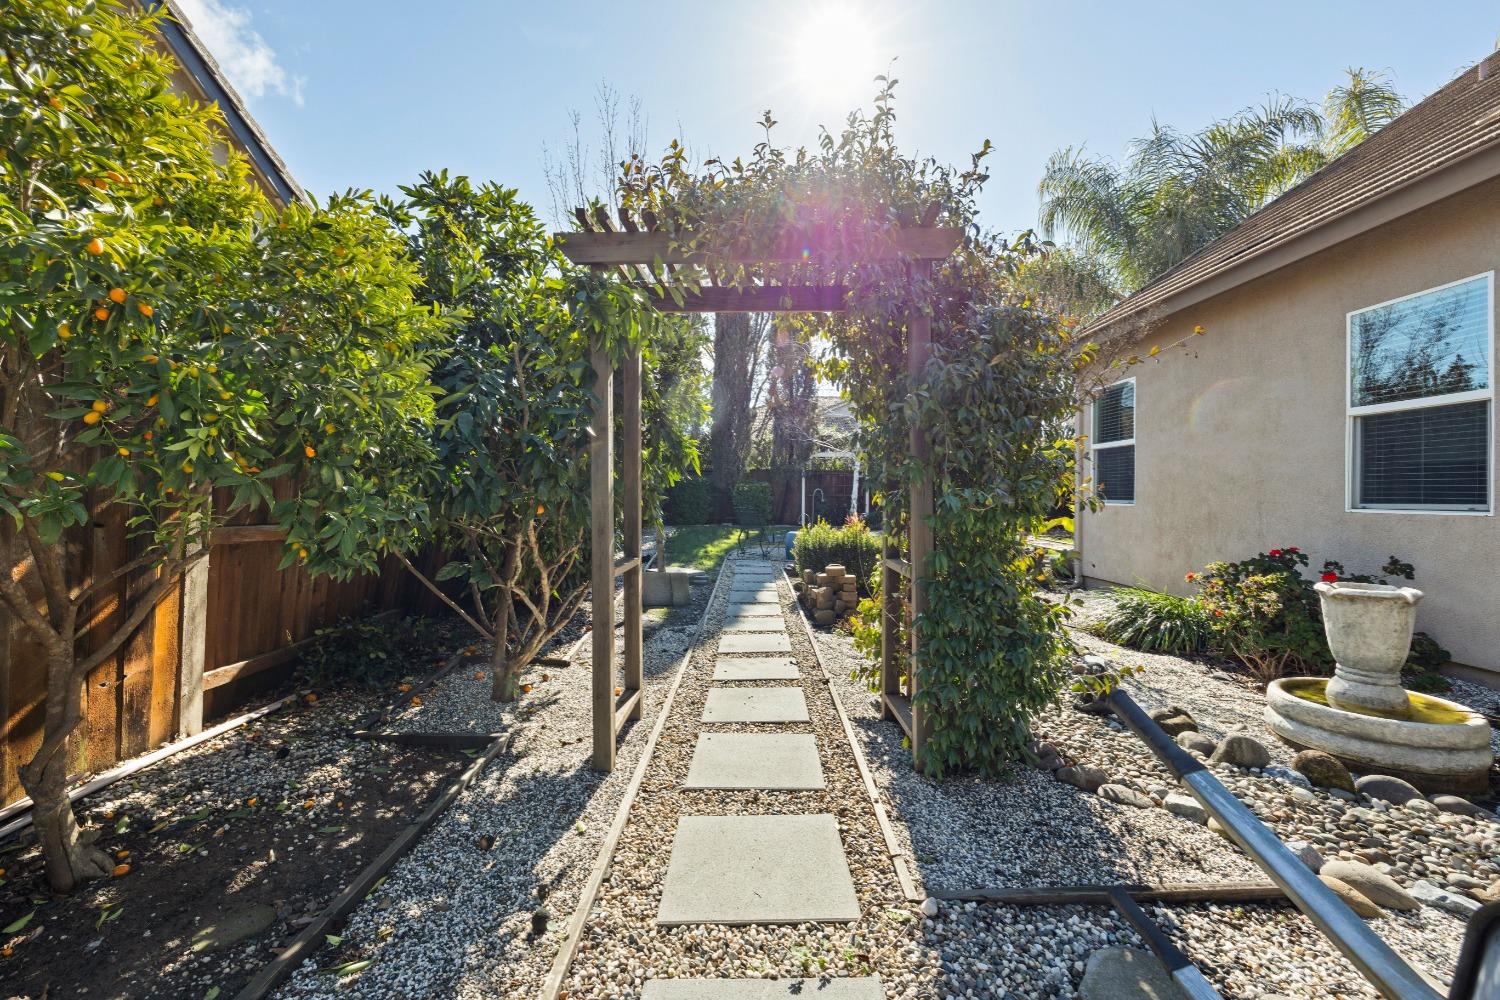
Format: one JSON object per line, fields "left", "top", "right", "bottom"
{"left": 809, "top": 588, "right": 1497, "bottom": 999}
{"left": 273, "top": 583, "right": 709, "bottom": 1000}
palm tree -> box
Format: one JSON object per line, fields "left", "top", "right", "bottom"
{"left": 1323, "top": 67, "right": 1406, "bottom": 156}
{"left": 1038, "top": 69, "right": 1406, "bottom": 296}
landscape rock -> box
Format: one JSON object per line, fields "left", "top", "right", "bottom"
{"left": 1056, "top": 764, "right": 1110, "bottom": 793}
{"left": 1209, "top": 734, "right": 1271, "bottom": 769}
{"left": 1148, "top": 705, "right": 1199, "bottom": 738}
{"left": 1290, "top": 749, "right": 1355, "bottom": 792}
{"left": 1163, "top": 792, "right": 1208, "bottom": 825}
{"left": 1098, "top": 783, "right": 1155, "bottom": 809}
{"left": 1410, "top": 879, "right": 1482, "bottom": 918}
{"left": 1319, "top": 875, "right": 1382, "bottom": 918}
{"left": 1174, "top": 731, "right": 1217, "bottom": 756}
{"left": 1354, "top": 774, "right": 1423, "bottom": 806}
{"left": 813, "top": 609, "right": 836, "bottom": 626}
{"left": 920, "top": 897, "right": 939, "bottom": 918}
{"left": 1079, "top": 947, "right": 1186, "bottom": 1000}
{"left": 1286, "top": 840, "right": 1326, "bottom": 873}
{"left": 1430, "top": 794, "right": 1488, "bottom": 818}
{"left": 1321, "top": 859, "right": 1419, "bottom": 911}
{"left": 1262, "top": 765, "right": 1312, "bottom": 789}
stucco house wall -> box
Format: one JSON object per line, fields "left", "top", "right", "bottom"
{"left": 1078, "top": 174, "right": 1500, "bottom": 678}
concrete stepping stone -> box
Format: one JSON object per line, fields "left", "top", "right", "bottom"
{"left": 685, "top": 733, "right": 824, "bottom": 789}
{"left": 712, "top": 657, "right": 799, "bottom": 681}
{"left": 644, "top": 977, "right": 884, "bottom": 999}
{"left": 703, "top": 688, "right": 808, "bottom": 723}
{"left": 656, "top": 814, "right": 859, "bottom": 925}
{"left": 728, "top": 586, "right": 780, "bottom": 602}
{"left": 725, "top": 600, "right": 781, "bottom": 615}
{"left": 723, "top": 614, "right": 787, "bottom": 632}
{"left": 719, "top": 632, "right": 792, "bottom": 654}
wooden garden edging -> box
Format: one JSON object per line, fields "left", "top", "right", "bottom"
{"left": 787, "top": 576, "right": 923, "bottom": 902}
{"left": 233, "top": 727, "right": 520, "bottom": 1000}
{"left": 538, "top": 558, "right": 729, "bottom": 1000}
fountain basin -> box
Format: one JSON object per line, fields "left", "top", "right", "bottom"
{"left": 1265, "top": 677, "right": 1493, "bottom": 794}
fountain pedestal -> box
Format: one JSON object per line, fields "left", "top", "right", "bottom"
{"left": 1263, "top": 581, "right": 1493, "bottom": 794}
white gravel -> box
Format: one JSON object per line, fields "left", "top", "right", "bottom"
{"left": 274, "top": 584, "right": 708, "bottom": 1000}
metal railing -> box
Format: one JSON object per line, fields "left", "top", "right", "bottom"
{"left": 1105, "top": 689, "right": 1445, "bottom": 1000}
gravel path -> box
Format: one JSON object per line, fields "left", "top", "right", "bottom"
{"left": 809, "top": 588, "right": 1499, "bottom": 999}
{"left": 274, "top": 585, "right": 709, "bottom": 1000}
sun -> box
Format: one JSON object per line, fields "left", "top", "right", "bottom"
{"left": 791, "top": 5, "right": 881, "bottom": 105}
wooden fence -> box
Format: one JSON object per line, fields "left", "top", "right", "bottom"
{"left": 0, "top": 491, "right": 424, "bottom": 807}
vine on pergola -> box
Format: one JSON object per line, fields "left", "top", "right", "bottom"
{"left": 617, "top": 81, "right": 1091, "bottom": 776}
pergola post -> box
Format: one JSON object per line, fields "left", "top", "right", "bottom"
{"left": 907, "top": 260, "right": 934, "bottom": 768}
{"left": 590, "top": 341, "right": 615, "bottom": 772}
{"left": 879, "top": 508, "right": 900, "bottom": 720}
{"left": 622, "top": 345, "right": 644, "bottom": 720}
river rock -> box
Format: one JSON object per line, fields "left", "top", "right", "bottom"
{"left": 1098, "top": 784, "right": 1155, "bottom": 809}
{"left": 1163, "top": 792, "right": 1207, "bottom": 825}
{"left": 1321, "top": 859, "right": 1419, "bottom": 911}
{"left": 1287, "top": 840, "right": 1326, "bottom": 873}
{"left": 1175, "top": 731, "right": 1217, "bottom": 756}
{"left": 1079, "top": 947, "right": 1184, "bottom": 1000}
{"left": 1319, "top": 875, "right": 1381, "bottom": 918}
{"left": 1430, "top": 794, "right": 1488, "bottom": 818}
{"left": 1057, "top": 764, "right": 1110, "bottom": 793}
{"left": 1209, "top": 734, "right": 1271, "bottom": 769}
{"left": 1411, "top": 880, "right": 1482, "bottom": 918}
{"left": 1149, "top": 705, "right": 1199, "bottom": 737}
{"left": 1354, "top": 774, "right": 1423, "bottom": 806}
{"left": 1290, "top": 749, "right": 1355, "bottom": 792}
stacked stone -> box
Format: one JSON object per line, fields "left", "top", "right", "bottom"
{"left": 796, "top": 563, "right": 861, "bottom": 626}
{"left": 827, "top": 564, "right": 859, "bottom": 616}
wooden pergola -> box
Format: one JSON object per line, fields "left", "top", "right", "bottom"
{"left": 555, "top": 206, "right": 961, "bottom": 772}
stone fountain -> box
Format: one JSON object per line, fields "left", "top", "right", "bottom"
{"left": 1264, "top": 581, "right": 1493, "bottom": 794}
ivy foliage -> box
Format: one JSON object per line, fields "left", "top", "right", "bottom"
{"left": 618, "top": 80, "right": 1080, "bottom": 776}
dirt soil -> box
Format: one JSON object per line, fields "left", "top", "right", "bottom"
{"left": 0, "top": 693, "right": 467, "bottom": 999}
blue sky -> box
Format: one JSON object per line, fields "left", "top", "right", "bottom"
{"left": 176, "top": 1, "right": 1498, "bottom": 237}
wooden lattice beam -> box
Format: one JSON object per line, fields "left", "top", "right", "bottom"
{"left": 554, "top": 227, "right": 961, "bottom": 266}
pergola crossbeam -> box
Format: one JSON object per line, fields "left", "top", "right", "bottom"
{"left": 573, "top": 209, "right": 957, "bottom": 774}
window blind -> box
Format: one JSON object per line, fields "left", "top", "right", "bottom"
{"left": 1095, "top": 444, "right": 1136, "bottom": 504}
{"left": 1356, "top": 401, "right": 1489, "bottom": 509}
{"left": 1094, "top": 381, "right": 1135, "bottom": 443}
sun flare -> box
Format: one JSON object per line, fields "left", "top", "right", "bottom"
{"left": 791, "top": 4, "right": 881, "bottom": 104}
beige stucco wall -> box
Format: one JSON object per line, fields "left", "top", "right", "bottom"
{"left": 1078, "top": 175, "right": 1500, "bottom": 677}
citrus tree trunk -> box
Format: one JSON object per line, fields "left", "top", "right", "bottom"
{"left": 18, "top": 645, "right": 113, "bottom": 893}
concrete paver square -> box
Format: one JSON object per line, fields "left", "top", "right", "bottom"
{"left": 702, "top": 688, "right": 808, "bottom": 723}
{"left": 643, "top": 978, "right": 884, "bottom": 999}
{"left": 722, "top": 614, "right": 787, "bottom": 632}
{"left": 728, "top": 586, "right": 780, "bottom": 602}
{"left": 718, "top": 632, "right": 791, "bottom": 654}
{"left": 656, "top": 814, "right": 859, "bottom": 925}
{"left": 711, "top": 656, "right": 799, "bottom": 681}
{"left": 684, "top": 733, "right": 823, "bottom": 789}
{"left": 725, "top": 600, "right": 781, "bottom": 614}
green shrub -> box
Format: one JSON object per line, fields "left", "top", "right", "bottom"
{"left": 731, "top": 480, "right": 773, "bottom": 527}
{"left": 1093, "top": 588, "right": 1216, "bottom": 655}
{"left": 793, "top": 516, "right": 880, "bottom": 592}
{"left": 665, "top": 476, "right": 712, "bottom": 525}
{"left": 298, "top": 614, "right": 442, "bottom": 689}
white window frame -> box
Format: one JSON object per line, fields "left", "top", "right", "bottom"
{"left": 1345, "top": 270, "right": 1495, "bottom": 516}
{"left": 1092, "top": 376, "right": 1136, "bottom": 506}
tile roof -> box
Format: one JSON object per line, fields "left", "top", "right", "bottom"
{"left": 1087, "top": 52, "right": 1500, "bottom": 335}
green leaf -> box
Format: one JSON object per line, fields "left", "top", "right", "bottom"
{"left": 3, "top": 909, "right": 36, "bottom": 934}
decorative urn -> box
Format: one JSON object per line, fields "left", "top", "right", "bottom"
{"left": 1315, "top": 581, "right": 1421, "bottom": 717}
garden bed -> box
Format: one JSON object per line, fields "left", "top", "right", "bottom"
{"left": 0, "top": 680, "right": 464, "bottom": 1000}
{"left": 809, "top": 591, "right": 1500, "bottom": 999}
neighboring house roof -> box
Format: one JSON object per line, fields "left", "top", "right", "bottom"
{"left": 144, "top": 0, "right": 304, "bottom": 206}
{"left": 1087, "top": 50, "right": 1500, "bottom": 338}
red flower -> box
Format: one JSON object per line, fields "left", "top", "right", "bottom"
{"left": 1184, "top": 572, "right": 1197, "bottom": 583}
{"left": 1269, "top": 549, "right": 1282, "bottom": 557}
{"left": 1287, "top": 547, "right": 1300, "bottom": 554}
{"left": 1321, "top": 572, "right": 1338, "bottom": 583}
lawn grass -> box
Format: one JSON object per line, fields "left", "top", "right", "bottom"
{"left": 659, "top": 524, "right": 793, "bottom": 573}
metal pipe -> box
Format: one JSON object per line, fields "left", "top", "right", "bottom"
{"left": 1105, "top": 689, "right": 1444, "bottom": 1000}
{"left": 1107, "top": 887, "right": 1222, "bottom": 1000}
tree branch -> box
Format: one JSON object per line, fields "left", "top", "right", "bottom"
{"left": 395, "top": 552, "right": 494, "bottom": 640}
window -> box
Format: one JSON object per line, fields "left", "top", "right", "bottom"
{"left": 1092, "top": 379, "right": 1135, "bottom": 504}
{"left": 1348, "top": 273, "right": 1493, "bottom": 513}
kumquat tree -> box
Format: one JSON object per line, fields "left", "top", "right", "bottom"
{"left": 0, "top": 0, "right": 441, "bottom": 891}
{"left": 382, "top": 172, "right": 704, "bottom": 703}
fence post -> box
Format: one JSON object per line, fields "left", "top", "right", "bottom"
{"left": 590, "top": 342, "right": 616, "bottom": 772}
{"left": 176, "top": 544, "right": 208, "bottom": 737}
